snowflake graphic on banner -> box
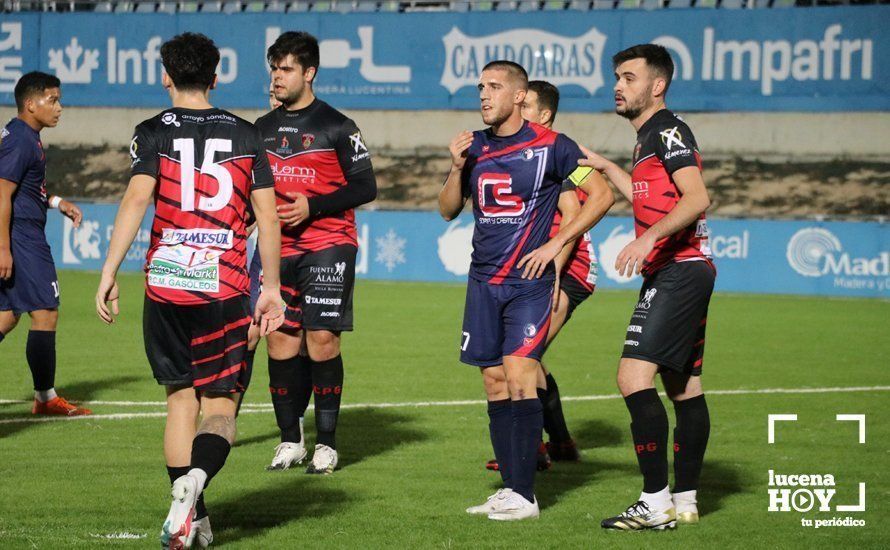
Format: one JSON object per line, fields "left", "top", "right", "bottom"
{"left": 375, "top": 228, "right": 406, "bottom": 272}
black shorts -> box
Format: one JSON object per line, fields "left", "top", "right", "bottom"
{"left": 559, "top": 274, "right": 593, "bottom": 322}
{"left": 279, "top": 245, "right": 356, "bottom": 333}
{"left": 143, "top": 295, "right": 252, "bottom": 393}
{"left": 621, "top": 261, "right": 715, "bottom": 376}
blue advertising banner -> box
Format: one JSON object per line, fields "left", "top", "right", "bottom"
{"left": 0, "top": 6, "right": 887, "bottom": 112}
{"left": 45, "top": 205, "right": 888, "bottom": 298}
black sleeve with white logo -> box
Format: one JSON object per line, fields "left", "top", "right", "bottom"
{"left": 334, "top": 118, "right": 373, "bottom": 176}
{"left": 129, "top": 120, "right": 160, "bottom": 179}
{"left": 654, "top": 118, "right": 699, "bottom": 175}
{"left": 249, "top": 125, "right": 275, "bottom": 190}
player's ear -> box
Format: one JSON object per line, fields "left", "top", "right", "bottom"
{"left": 652, "top": 77, "right": 667, "bottom": 99}
{"left": 209, "top": 74, "right": 218, "bottom": 91}
{"left": 540, "top": 109, "right": 553, "bottom": 126}
{"left": 161, "top": 71, "right": 172, "bottom": 90}
{"left": 304, "top": 66, "right": 317, "bottom": 85}
{"left": 515, "top": 88, "right": 527, "bottom": 105}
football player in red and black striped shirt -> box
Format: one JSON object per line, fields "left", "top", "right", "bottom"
{"left": 257, "top": 32, "right": 377, "bottom": 474}
{"left": 96, "top": 33, "right": 284, "bottom": 548}
{"left": 523, "top": 45, "right": 715, "bottom": 531}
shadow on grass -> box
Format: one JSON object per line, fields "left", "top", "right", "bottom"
{"left": 571, "top": 418, "right": 625, "bottom": 449}
{"left": 235, "top": 407, "right": 429, "bottom": 472}
{"left": 210, "top": 478, "right": 351, "bottom": 546}
{"left": 0, "top": 374, "right": 142, "bottom": 439}
{"left": 698, "top": 460, "right": 747, "bottom": 516}
{"left": 533, "top": 458, "right": 641, "bottom": 511}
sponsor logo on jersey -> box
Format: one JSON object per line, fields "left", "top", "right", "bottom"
{"left": 320, "top": 311, "right": 341, "bottom": 317}
{"left": 310, "top": 265, "right": 345, "bottom": 284}
{"left": 624, "top": 340, "right": 640, "bottom": 347}
{"left": 270, "top": 163, "right": 315, "bottom": 185}
{"left": 636, "top": 288, "right": 657, "bottom": 310}
{"left": 277, "top": 135, "right": 292, "bottom": 155}
{"left": 305, "top": 295, "right": 343, "bottom": 305}
{"left": 278, "top": 126, "right": 300, "bottom": 133}
{"left": 663, "top": 148, "right": 692, "bottom": 160}
{"left": 160, "top": 228, "right": 234, "bottom": 249}
{"left": 524, "top": 323, "right": 537, "bottom": 338}
{"left": 349, "top": 132, "right": 370, "bottom": 162}
{"left": 521, "top": 148, "right": 534, "bottom": 161}
{"left": 302, "top": 133, "right": 315, "bottom": 149}
{"left": 659, "top": 126, "right": 686, "bottom": 150}
{"left": 632, "top": 180, "right": 649, "bottom": 199}
{"left": 161, "top": 112, "right": 180, "bottom": 127}
{"left": 129, "top": 136, "right": 140, "bottom": 168}
{"left": 628, "top": 325, "right": 643, "bottom": 334}
{"left": 478, "top": 173, "right": 525, "bottom": 218}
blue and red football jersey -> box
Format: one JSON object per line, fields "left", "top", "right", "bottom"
{"left": 0, "top": 118, "right": 49, "bottom": 238}
{"left": 461, "top": 121, "right": 583, "bottom": 285}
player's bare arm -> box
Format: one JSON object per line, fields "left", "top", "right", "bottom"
{"left": 0, "top": 178, "right": 16, "bottom": 280}
{"left": 577, "top": 145, "right": 633, "bottom": 203}
{"left": 95, "top": 174, "right": 155, "bottom": 324}
{"left": 518, "top": 163, "right": 615, "bottom": 279}
{"left": 615, "top": 166, "right": 710, "bottom": 277}
{"left": 50, "top": 195, "right": 82, "bottom": 228}
{"left": 521, "top": 189, "right": 580, "bottom": 282}
{"left": 439, "top": 130, "right": 473, "bottom": 221}
{"left": 251, "top": 185, "right": 284, "bottom": 336}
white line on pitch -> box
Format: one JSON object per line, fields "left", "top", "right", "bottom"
{"left": 0, "top": 385, "right": 888, "bottom": 425}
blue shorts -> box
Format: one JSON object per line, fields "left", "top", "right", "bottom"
{"left": 0, "top": 235, "right": 60, "bottom": 315}
{"left": 459, "top": 278, "right": 553, "bottom": 368}
{"left": 247, "top": 245, "right": 262, "bottom": 313}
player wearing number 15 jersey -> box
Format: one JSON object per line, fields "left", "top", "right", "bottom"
{"left": 96, "top": 33, "right": 284, "bottom": 549}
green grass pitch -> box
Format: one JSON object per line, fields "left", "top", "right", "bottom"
{"left": 0, "top": 271, "right": 887, "bottom": 548}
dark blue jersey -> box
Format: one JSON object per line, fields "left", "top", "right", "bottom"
{"left": 0, "top": 118, "right": 48, "bottom": 237}
{"left": 461, "top": 121, "right": 582, "bottom": 285}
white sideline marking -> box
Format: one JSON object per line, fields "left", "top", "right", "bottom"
{"left": 0, "top": 385, "right": 888, "bottom": 425}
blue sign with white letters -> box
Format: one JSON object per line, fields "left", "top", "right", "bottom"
{"left": 45, "top": 204, "right": 888, "bottom": 298}
{"left": 0, "top": 6, "right": 887, "bottom": 111}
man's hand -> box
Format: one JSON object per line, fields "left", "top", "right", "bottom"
{"left": 58, "top": 200, "right": 83, "bottom": 228}
{"left": 0, "top": 247, "right": 12, "bottom": 280}
{"left": 616, "top": 233, "right": 657, "bottom": 277}
{"left": 277, "top": 191, "right": 309, "bottom": 227}
{"left": 449, "top": 131, "right": 473, "bottom": 171}
{"left": 577, "top": 144, "right": 612, "bottom": 172}
{"left": 254, "top": 288, "right": 284, "bottom": 336}
{"left": 96, "top": 273, "right": 120, "bottom": 324}
{"left": 517, "top": 238, "right": 563, "bottom": 280}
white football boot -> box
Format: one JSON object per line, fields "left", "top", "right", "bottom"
{"left": 465, "top": 488, "right": 513, "bottom": 515}
{"left": 160, "top": 475, "right": 200, "bottom": 549}
{"left": 487, "top": 491, "right": 540, "bottom": 521}
{"left": 601, "top": 499, "right": 677, "bottom": 531}
{"left": 267, "top": 441, "right": 308, "bottom": 471}
{"left": 191, "top": 515, "right": 213, "bottom": 548}
{"left": 305, "top": 444, "right": 338, "bottom": 475}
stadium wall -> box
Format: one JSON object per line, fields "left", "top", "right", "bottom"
{"left": 0, "top": 107, "right": 887, "bottom": 158}
{"left": 51, "top": 204, "right": 889, "bottom": 298}
{"left": 1, "top": 6, "right": 888, "bottom": 112}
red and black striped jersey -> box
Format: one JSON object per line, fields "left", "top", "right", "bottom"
{"left": 550, "top": 186, "right": 598, "bottom": 292}
{"left": 129, "top": 107, "right": 274, "bottom": 306}
{"left": 630, "top": 109, "right": 712, "bottom": 275}
{"left": 254, "top": 100, "right": 373, "bottom": 258}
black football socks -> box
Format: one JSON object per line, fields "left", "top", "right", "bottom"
{"left": 510, "top": 398, "right": 543, "bottom": 503}
{"left": 541, "top": 373, "right": 572, "bottom": 443}
{"left": 487, "top": 399, "right": 512, "bottom": 488}
{"left": 312, "top": 355, "right": 344, "bottom": 450}
{"left": 26, "top": 330, "right": 56, "bottom": 394}
{"left": 672, "top": 394, "right": 710, "bottom": 493}
{"left": 624, "top": 388, "right": 670, "bottom": 494}
{"left": 268, "top": 357, "right": 302, "bottom": 443}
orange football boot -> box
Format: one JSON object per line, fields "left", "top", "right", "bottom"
{"left": 32, "top": 396, "right": 92, "bottom": 416}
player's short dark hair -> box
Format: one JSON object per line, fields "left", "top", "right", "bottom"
{"left": 267, "top": 31, "right": 320, "bottom": 74}
{"left": 612, "top": 44, "right": 674, "bottom": 95}
{"left": 160, "top": 33, "right": 220, "bottom": 92}
{"left": 528, "top": 80, "right": 559, "bottom": 123}
{"left": 14, "top": 71, "right": 61, "bottom": 111}
{"left": 481, "top": 60, "right": 529, "bottom": 90}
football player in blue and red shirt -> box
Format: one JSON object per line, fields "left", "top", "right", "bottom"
{"left": 439, "top": 61, "right": 611, "bottom": 521}
{"left": 0, "top": 71, "right": 91, "bottom": 416}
